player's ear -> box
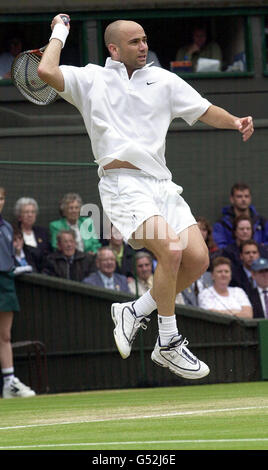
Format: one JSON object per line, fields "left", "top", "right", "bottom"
{"left": 108, "top": 43, "right": 120, "bottom": 60}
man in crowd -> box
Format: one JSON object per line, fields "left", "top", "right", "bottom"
{"left": 83, "top": 246, "right": 130, "bottom": 293}
{"left": 175, "top": 25, "right": 222, "bottom": 72}
{"left": 213, "top": 183, "right": 268, "bottom": 248}
{"left": 230, "top": 240, "right": 260, "bottom": 296}
{"left": 42, "top": 229, "right": 95, "bottom": 281}
{"left": 128, "top": 251, "right": 154, "bottom": 296}
{"left": 0, "top": 35, "right": 22, "bottom": 79}
{"left": 248, "top": 258, "right": 268, "bottom": 318}
{"left": 129, "top": 251, "right": 184, "bottom": 305}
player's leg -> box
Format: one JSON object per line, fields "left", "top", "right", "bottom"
{"left": 140, "top": 220, "right": 209, "bottom": 379}
{"left": 111, "top": 215, "right": 180, "bottom": 358}
{"left": 175, "top": 223, "right": 209, "bottom": 294}
{"left": 142, "top": 215, "right": 182, "bottom": 316}
{"left": 101, "top": 172, "right": 209, "bottom": 377}
{"left": 112, "top": 216, "right": 210, "bottom": 379}
{"left": 150, "top": 225, "right": 210, "bottom": 378}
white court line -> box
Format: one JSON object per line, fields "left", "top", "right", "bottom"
{"left": 0, "top": 405, "right": 268, "bottom": 431}
{"left": 1, "top": 438, "right": 268, "bottom": 450}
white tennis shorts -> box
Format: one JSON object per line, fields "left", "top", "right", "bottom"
{"left": 98, "top": 169, "right": 196, "bottom": 249}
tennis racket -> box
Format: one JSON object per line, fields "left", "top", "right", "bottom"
{"left": 11, "top": 15, "right": 69, "bottom": 105}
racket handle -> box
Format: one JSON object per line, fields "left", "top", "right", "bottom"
{"left": 60, "top": 15, "right": 70, "bottom": 25}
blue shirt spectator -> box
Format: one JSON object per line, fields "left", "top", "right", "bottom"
{"left": 213, "top": 183, "right": 268, "bottom": 248}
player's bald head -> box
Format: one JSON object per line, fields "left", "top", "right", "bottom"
{"left": 104, "top": 20, "right": 148, "bottom": 75}
{"left": 104, "top": 20, "right": 144, "bottom": 47}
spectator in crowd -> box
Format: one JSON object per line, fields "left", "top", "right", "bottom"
{"left": 83, "top": 247, "right": 130, "bottom": 293}
{"left": 222, "top": 215, "right": 268, "bottom": 266}
{"left": 213, "top": 182, "right": 268, "bottom": 248}
{"left": 175, "top": 25, "right": 222, "bottom": 72}
{"left": 13, "top": 228, "right": 37, "bottom": 274}
{"left": 14, "top": 197, "right": 51, "bottom": 272}
{"left": 197, "top": 216, "right": 220, "bottom": 262}
{"left": 128, "top": 251, "right": 154, "bottom": 296}
{"left": 248, "top": 258, "right": 268, "bottom": 319}
{"left": 42, "top": 229, "right": 95, "bottom": 281}
{"left": 129, "top": 251, "right": 184, "bottom": 304}
{"left": 50, "top": 192, "right": 101, "bottom": 254}
{"left": 0, "top": 186, "right": 35, "bottom": 398}
{"left": 230, "top": 240, "right": 260, "bottom": 296}
{"left": 0, "top": 35, "right": 22, "bottom": 79}
{"left": 107, "top": 225, "right": 135, "bottom": 279}
{"left": 198, "top": 256, "right": 253, "bottom": 318}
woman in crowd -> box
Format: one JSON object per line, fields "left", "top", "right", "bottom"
{"left": 0, "top": 187, "right": 35, "bottom": 398}
{"left": 13, "top": 228, "right": 37, "bottom": 274}
{"left": 222, "top": 214, "right": 268, "bottom": 266}
{"left": 198, "top": 256, "right": 253, "bottom": 318}
{"left": 49, "top": 192, "right": 101, "bottom": 254}
{"left": 197, "top": 216, "right": 220, "bottom": 258}
{"left": 14, "top": 197, "right": 51, "bottom": 271}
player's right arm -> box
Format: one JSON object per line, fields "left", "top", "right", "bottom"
{"left": 38, "top": 14, "right": 70, "bottom": 92}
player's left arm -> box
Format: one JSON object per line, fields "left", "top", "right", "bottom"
{"left": 199, "top": 104, "right": 254, "bottom": 142}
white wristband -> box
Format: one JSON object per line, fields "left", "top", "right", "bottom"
{"left": 49, "top": 23, "right": 69, "bottom": 48}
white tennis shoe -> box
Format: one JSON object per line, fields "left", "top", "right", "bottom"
{"left": 111, "top": 301, "right": 150, "bottom": 359}
{"left": 151, "top": 335, "right": 210, "bottom": 379}
{"left": 2, "top": 377, "right": 36, "bottom": 399}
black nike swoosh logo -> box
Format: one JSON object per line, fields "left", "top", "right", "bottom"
{"left": 147, "top": 81, "right": 157, "bottom": 85}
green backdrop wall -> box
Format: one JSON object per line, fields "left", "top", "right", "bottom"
{"left": 0, "top": 104, "right": 267, "bottom": 233}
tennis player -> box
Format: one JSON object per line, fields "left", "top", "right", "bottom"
{"left": 38, "top": 15, "right": 254, "bottom": 380}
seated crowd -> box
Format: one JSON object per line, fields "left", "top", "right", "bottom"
{"left": 7, "top": 183, "right": 268, "bottom": 320}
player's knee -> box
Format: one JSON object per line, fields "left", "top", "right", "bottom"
{"left": 160, "top": 245, "right": 182, "bottom": 276}
{"left": 195, "top": 247, "right": 210, "bottom": 276}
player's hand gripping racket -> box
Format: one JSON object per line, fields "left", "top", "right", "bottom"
{"left": 11, "top": 15, "right": 69, "bottom": 105}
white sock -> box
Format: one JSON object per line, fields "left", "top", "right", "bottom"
{"left": 2, "top": 367, "right": 15, "bottom": 385}
{"left": 134, "top": 290, "right": 157, "bottom": 318}
{"left": 158, "top": 315, "right": 179, "bottom": 346}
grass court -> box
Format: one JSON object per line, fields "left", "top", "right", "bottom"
{"left": 0, "top": 381, "right": 268, "bottom": 452}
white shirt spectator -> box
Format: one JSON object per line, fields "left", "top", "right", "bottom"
{"left": 198, "top": 285, "right": 251, "bottom": 313}
{"left": 23, "top": 231, "right": 37, "bottom": 248}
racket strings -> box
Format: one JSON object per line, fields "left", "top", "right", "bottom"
{"left": 12, "top": 53, "right": 58, "bottom": 105}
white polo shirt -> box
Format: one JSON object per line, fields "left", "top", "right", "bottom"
{"left": 59, "top": 58, "right": 211, "bottom": 180}
{"left": 198, "top": 286, "right": 252, "bottom": 313}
